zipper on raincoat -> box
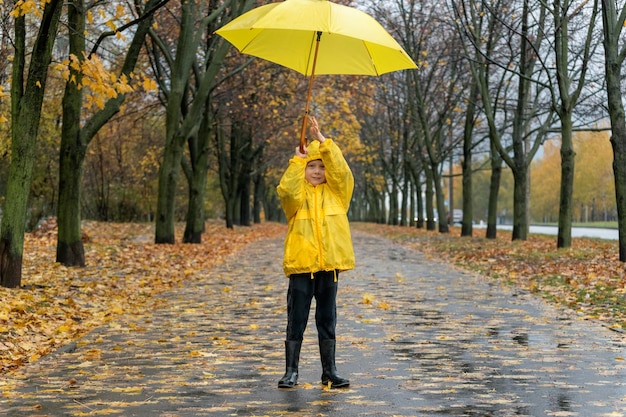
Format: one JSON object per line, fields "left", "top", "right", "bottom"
{"left": 314, "top": 186, "right": 324, "bottom": 275}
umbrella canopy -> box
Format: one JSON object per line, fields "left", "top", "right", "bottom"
{"left": 216, "top": 0, "right": 417, "bottom": 150}
{"left": 216, "top": 0, "right": 417, "bottom": 76}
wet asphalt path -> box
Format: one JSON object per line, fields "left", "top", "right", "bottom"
{"left": 1, "top": 231, "right": 626, "bottom": 416}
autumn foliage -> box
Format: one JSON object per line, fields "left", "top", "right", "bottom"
{"left": 0, "top": 220, "right": 286, "bottom": 374}
{"left": 531, "top": 130, "right": 616, "bottom": 223}
{"left": 2, "top": 220, "right": 625, "bottom": 376}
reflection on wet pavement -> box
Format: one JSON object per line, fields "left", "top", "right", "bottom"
{"left": 347, "top": 233, "right": 626, "bottom": 416}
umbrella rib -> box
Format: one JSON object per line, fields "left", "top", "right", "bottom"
{"left": 364, "top": 42, "right": 381, "bottom": 77}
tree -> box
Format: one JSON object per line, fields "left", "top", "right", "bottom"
{"left": 149, "top": 0, "right": 253, "bottom": 243}
{"left": 600, "top": 0, "right": 626, "bottom": 261}
{"left": 360, "top": 75, "right": 411, "bottom": 226}
{"left": 459, "top": 78, "right": 480, "bottom": 236}
{"left": 211, "top": 58, "right": 300, "bottom": 229}
{"left": 454, "top": 0, "right": 554, "bottom": 240}
{"left": 350, "top": 110, "right": 387, "bottom": 223}
{"left": 393, "top": 0, "right": 467, "bottom": 233}
{"left": 56, "top": 0, "right": 168, "bottom": 266}
{"left": 1, "top": 0, "right": 63, "bottom": 288}
{"left": 449, "top": 1, "right": 496, "bottom": 237}
{"left": 550, "top": 0, "right": 600, "bottom": 248}
{"left": 81, "top": 102, "right": 163, "bottom": 222}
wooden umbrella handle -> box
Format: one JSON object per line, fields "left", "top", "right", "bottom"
{"left": 299, "top": 111, "right": 309, "bottom": 154}
{"left": 299, "top": 31, "right": 322, "bottom": 154}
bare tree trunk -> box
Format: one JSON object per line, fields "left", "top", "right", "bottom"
{"left": 182, "top": 135, "right": 208, "bottom": 243}
{"left": 557, "top": 118, "right": 575, "bottom": 248}
{"left": 416, "top": 181, "right": 425, "bottom": 229}
{"left": 433, "top": 167, "right": 449, "bottom": 234}
{"left": 1, "top": 0, "right": 63, "bottom": 288}
{"left": 512, "top": 167, "right": 529, "bottom": 241}
{"left": 155, "top": 0, "right": 198, "bottom": 243}
{"left": 217, "top": 120, "right": 248, "bottom": 229}
{"left": 553, "top": 0, "right": 598, "bottom": 248}
{"left": 424, "top": 168, "right": 436, "bottom": 231}
{"left": 253, "top": 172, "right": 265, "bottom": 224}
{"left": 239, "top": 161, "right": 252, "bottom": 227}
{"left": 400, "top": 170, "right": 409, "bottom": 226}
{"left": 461, "top": 80, "right": 478, "bottom": 237}
{"left": 509, "top": 0, "right": 533, "bottom": 241}
{"left": 601, "top": 0, "right": 626, "bottom": 261}
{"left": 389, "top": 176, "right": 399, "bottom": 226}
{"left": 57, "top": 0, "right": 86, "bottom": 266}
{"left": 486, "top": 143, "right": 502, "bottom": 240}
{"left": 183, "top": 112, "right": 212, "bottom": 243}
{"left": 611, "top": 126, "right": 626, "bottom": 261}
{"left": 57, "top": 0, "right": 165, "bottom": 262}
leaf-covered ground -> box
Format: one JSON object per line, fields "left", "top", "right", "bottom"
{"left": 1, "top": 220, "right": 624, "bottom": 377}
{"left": 0, "top": 219, "right": 286, "bottom": 375}
{"left": 351, "top": 223, "right": 626, "bottom": 330}
{"left": 3, "top": 225, "right": 626, "bottom": 416}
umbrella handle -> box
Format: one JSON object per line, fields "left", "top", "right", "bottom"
{"left": 299, "top": 31, "right": 322, "bottom": 154}
{"left": 299, "top": 112, "right": 308, "bottom": 154}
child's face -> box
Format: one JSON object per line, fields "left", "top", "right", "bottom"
{"left": 305, "top": 159, "right": 326, "bottom": 186}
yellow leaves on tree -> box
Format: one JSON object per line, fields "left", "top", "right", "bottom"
{"left": 9, "top": 0, "right": 49, "bottom": 18}
{"left": 114, "top": 4, "right": 126, "bottom": 20}
{"left": 142, "top": 77, "right": 158, "bottom": 92}
{"left": 86, "top": 5, "right": 130, "bottom": 38}
{"left": 572, "top": 129, "right": 615, "bottom": 215}
{"left": 54, "top": 53, "right": 158, "bottom": 112}
{"left": 531, "top": 129, "right": 615, "bottom": 222}
{"left": 530, "top": 139, "right": 562, "bottom": 221}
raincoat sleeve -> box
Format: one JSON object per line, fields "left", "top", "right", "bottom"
{"left": 319, "top": 139, "right": 354, "bottom": 209}
{"left": 276, "top": 156, "right": 307, "bottom": 220}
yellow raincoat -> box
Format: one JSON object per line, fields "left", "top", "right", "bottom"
{"left": 277, "top": 139, "right": 355, "bottom": 277}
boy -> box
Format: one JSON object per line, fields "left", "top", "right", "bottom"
{"left": 276, "top": 115, "right": 355, "bottom": 389}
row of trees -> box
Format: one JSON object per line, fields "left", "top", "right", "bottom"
{"left": 1, "top": 0, "right": 626, "bottom": 288}
{"left": 369, "top": 0, "right": 626, "bottom": 259}
{"left": 447, "top": 129, "right": 616, "bottom": 225}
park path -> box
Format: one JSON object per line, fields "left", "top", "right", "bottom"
{"left": 1, "top": 231, "right": 626, "bottom": 416}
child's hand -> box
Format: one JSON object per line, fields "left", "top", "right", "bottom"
{"left": 308, "top": 115, "right": 326, "bottom": 142}
{"left": 295, "top": 146, "right": 307, "bottom": 158}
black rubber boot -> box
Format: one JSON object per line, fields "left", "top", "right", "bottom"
{"left": 278, "top": 340, "right": 302, "bottom": 388}
{"left": 319, "top": 339, "right": 350, "bottom": 388}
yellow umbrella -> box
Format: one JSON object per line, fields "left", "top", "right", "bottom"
{"left": 216, "top": 0, "right": 417, "bottom": 152}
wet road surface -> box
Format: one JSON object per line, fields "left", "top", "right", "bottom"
{"left": 486, "top": 224, "right": 619, "bottom": 240}
{"left": 1, "top": 231, "right": 625, "bottom": 416}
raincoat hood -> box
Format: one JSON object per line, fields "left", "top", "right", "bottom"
{"left": 305, "top": 140, "right": 321, "bottom": 163}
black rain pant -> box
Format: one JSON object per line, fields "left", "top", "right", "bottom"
{"left": 285, "top": 270, "right": 338, "bottom": 342}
